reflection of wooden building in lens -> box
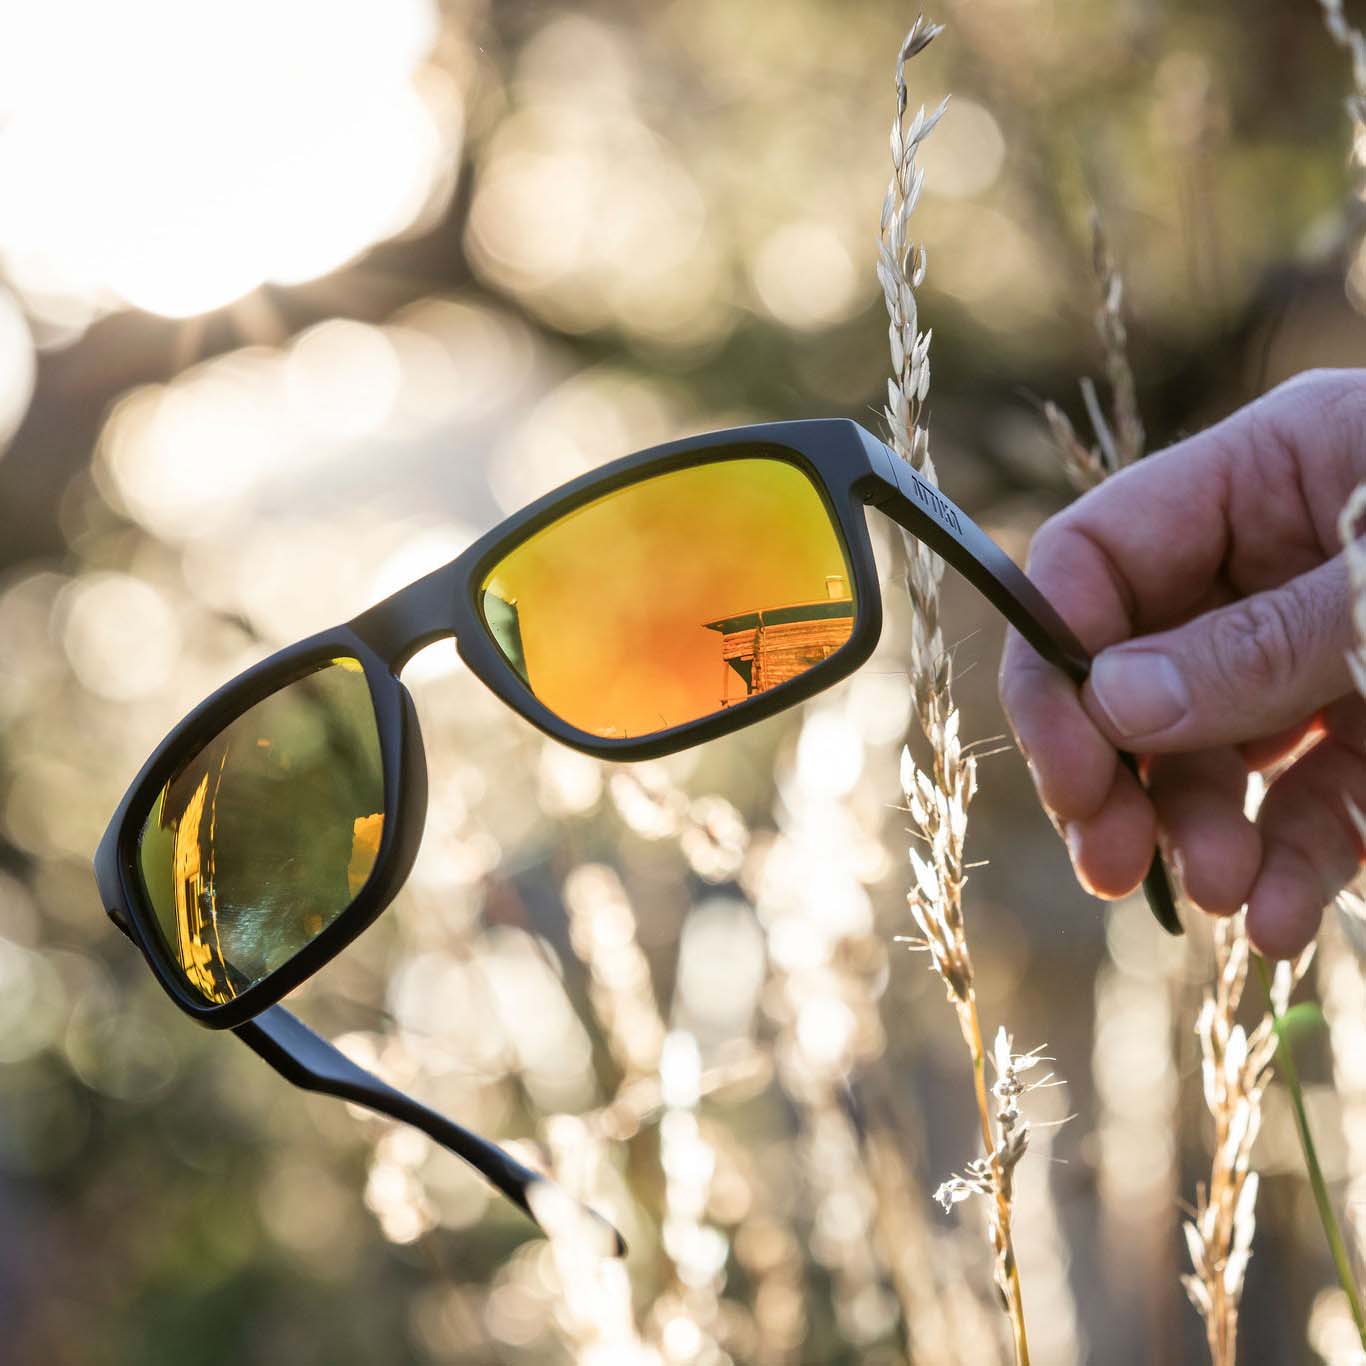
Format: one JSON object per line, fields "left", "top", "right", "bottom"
{"left": 704, "top": 576, "right": 853, "bottom": 707}
{"left": 165, "top": 770, "right": 237, "bottom": 1004}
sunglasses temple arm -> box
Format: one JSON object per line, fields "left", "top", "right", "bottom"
{"left": 232, "top": 1004, "right": 626, "bottom": 1254}
{"left": 864, "top": 447, "right": 1182, "bottom": 936}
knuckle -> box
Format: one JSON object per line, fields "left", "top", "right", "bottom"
{"left": 1271, "top": 366, "right": 1366, "bottom": 409}
{"left": 1305, "top": 370, "right": 1366, "bottom": 433}
{"left": 1267, "top": 368, "right": 1366, "bottom": 491}
{"left": 1207, "top": 594, "right": 1300, "bottom": 697}
{"left": 1025, "top": 513, "right": 1070, "bottom": 576}
{"left": 1262, "top": 776, "right": 1363, "bottom": 891}
{"left": 998, "top": 637, "right": 1039, "bottom": 715}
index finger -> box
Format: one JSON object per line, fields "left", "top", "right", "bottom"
{"left": 1000, "top": 416, "right": 1233, "bottom": 821}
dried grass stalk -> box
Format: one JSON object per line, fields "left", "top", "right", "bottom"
{"left": 865, "top": 1124, "right": 1010, "bottom": 1366}
{"left": 754, "top": 712, "right": 911, "bottom": 1355}
{"left": 563, "top": 864, "right": 668, "bottom": 1081}
{"left": 880, "top": 18, "right": 949, "bottom": 715}
{"left": 531, "top": 1122, "right": 658, "bottom": 1364}
{"left": 1182, "top": 913, "right": 1313, "bottom": 1365}
{"left": 1319, "top": 0, "right": 1366, "bottom": 142}
{"left": 1031, "top": 210, "right": 1301, "bottom": 1360}
{"left": 1342, "top": 486, "right": 1366, "bottom": 704}
{"left": 1032, "top": 213, "right": 1296, "bottom": 1363}
{"left": 1043, "top": 211, "right": 1144, "bottom": 490}
{"left": 881, "top": 19, "right": 1043, "bottom": 1363}
{"left": 934, "top": 1031, "right": 1056, "bottom": 1212}
{"left": 1319, "top": 1, "right": 1366, "bottom": 314}
{"left": 1181, "top": 766, "right": 1312, "bottom": 1364}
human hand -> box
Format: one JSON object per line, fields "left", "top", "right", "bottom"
{"left": 999, "top": 369, "right": 1366, "bottom": 957}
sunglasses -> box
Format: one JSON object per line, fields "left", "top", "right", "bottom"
{"left": 94, "top": 417, "right": 1179, "bottom": 1242}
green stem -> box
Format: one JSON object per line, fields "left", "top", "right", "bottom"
{"left": 1254, "top": 953, "right": 1366, "bottom": 1347}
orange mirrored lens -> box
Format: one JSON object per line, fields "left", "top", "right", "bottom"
{"left": 479, "top": 456, "right": 856, "bottom": 738}
{"left": 136, "top": 657, "right": 384, "bottom": 1005}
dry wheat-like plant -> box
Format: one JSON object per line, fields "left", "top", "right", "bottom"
{"left": 881, "top": 18, "right": 1042, "bottom": 1363}
{"left": 525, "top": 902, "right": 729, "bottom": 1363}
{"left": 1042, "top": 211, "right": 1144, "bottom": 490}
{"left": 1341, "top": 485, "right": 1366, "bottom": 705}
{"left": 531, "top": 1123, "right": 661, "bottom": 1366}
{"left": 1183, "top": 913, "right": 1314, "bottom": 1365}
{"left": 934, "top": 1028, "right": 1057, "bottom": 1221}
{"left": 563, "top": 863, "right": 669, "bottom": 1083}
{"left": 608, "top": 765, "right": 750, "bottom": 884}
{"left": 865, "top": 1125, "right": 1009, "bottom": 1366}
{"left": 754, "top": 712, "right": 907, "bottom": 1356}
{"left": 1034, "top": 209, "right": 1301, "bottom": 1363}
{"left": 1090, "top": 909, "right": 1183, "bottom": 1347}
{"left": 1319, "top": 0, "right": 1366, "bottom": 142}
{"left": 1319, "top": 0, "right": 1366, "bottom": 315}
{"left": 1039, "top": 213, "right": 1193, "bottom": 1356}
{"left": 758, "top": 697, "right": 1010, "bottom": 1360}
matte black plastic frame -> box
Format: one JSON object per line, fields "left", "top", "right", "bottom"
{"left": 94, "top": 418, "right": 1178, "bottom": 1236}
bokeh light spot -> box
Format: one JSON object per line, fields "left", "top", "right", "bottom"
{"left": 59, "top": 571, "right": 181, "bottom": 701}
{"left": 751, "top": 221, "right": 860, "bottom": 331}
{"left": 0, "top": 286, "right": 35, "bottom": 451}
{"left": 0, "top": 0, "right": 454, "bottom": 321}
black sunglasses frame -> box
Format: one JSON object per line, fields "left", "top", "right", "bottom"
{"left": 93, "top": 417, "right": 1178, "bottom": 1238}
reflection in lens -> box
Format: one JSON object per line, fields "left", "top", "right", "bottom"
{"left": 479, "top": 456, "right": 856, "bottom": 738}
{"left": 136, "top": 657, "right": 384, "bottom": 1005}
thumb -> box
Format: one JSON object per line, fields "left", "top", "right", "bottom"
{"left": 1081, "top": 555, "right": 1353, "bottom": 752}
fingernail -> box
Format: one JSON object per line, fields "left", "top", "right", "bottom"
{"left": 1063, "top": 821, "right": 1095, "bottom": 894}
{"left": 1090, "top": 650, "right": 1189, "bottom": 738}
{"left": 1158, "top": 833, "right": 1188, "bottom": 901}
{"left": 1063, "top": 820, "right": 1083, "bottom": 866}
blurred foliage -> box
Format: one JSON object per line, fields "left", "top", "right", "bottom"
{"left": 2, "top": 1, "right": 1366, "bottom": 1364}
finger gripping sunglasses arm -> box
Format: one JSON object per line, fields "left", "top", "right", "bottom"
{"left": 860, "top": 440, "right": 1181, "bottom": 936}
{"left": 233, "top": 1005, "right": 627, "bottom": 1254}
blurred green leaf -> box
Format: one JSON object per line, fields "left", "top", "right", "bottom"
{"left": 1273, "top": 1001, "right": 1326, "bottom": 1049}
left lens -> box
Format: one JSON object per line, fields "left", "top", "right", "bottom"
{"left": 135, "top": 657, "right": 384, "bottom": 1005}
{"left": 478, "top": 455, "right": 856, "bottom": 739}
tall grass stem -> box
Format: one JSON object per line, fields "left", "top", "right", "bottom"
{"left": 1253, "top": 952, "right": 1366, "bottom": 1348}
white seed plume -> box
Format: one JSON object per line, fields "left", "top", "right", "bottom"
{"left": 935, "top": 1029, "right": 1055, "bottom": 1212}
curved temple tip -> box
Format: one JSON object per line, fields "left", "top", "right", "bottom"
{"left": 525, "top": 1175, "right": 628, "bottom": 1258}
{"left": 1143, "top": 851, "right": 1184, "bottom": 937}
{"left": 233, "top": 1006, "right": 631, "bottom": 1254}
{"left": 1115, "top": 749, "right": 1183, "bottom": 936}
{"left": 599, "top": 1210, "right": 630, "bottom": 1259}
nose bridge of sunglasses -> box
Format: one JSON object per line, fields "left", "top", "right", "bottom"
{"left": 349, "top": 561, "right": 462, "bottom": 674}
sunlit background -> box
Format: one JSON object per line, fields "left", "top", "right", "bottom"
{"left": 3, "top": 3, "right": 1366, "bottom": 1363}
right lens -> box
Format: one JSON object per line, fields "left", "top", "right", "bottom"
{"left": 135, "top": 657, "right": 385, "bottom": 1005}
{"left": 477, "top": 455, "right": 857, "bottom": 739}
